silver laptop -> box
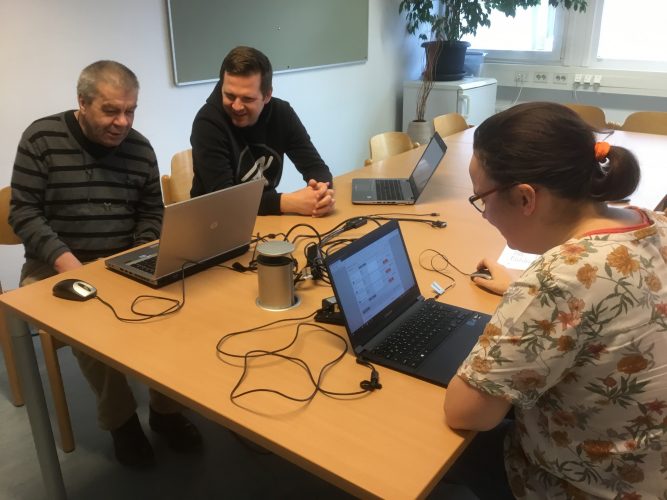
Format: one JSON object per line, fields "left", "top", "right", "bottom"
{"left": 105, "top": 179, "right": 263, "bottom": 288}
{"left": 351, "top": 132, "right": 447, "bottom": 205}
{"left": 324, "top": 219, "right": 489, "bottom": 387}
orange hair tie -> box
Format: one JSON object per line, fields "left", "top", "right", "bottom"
{"left": 594, "top": 141, "right": 610, "bottom": 162}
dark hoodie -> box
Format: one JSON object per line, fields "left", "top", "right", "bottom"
{"left": 190, "top": 81, "right": 332, "bottom": 215}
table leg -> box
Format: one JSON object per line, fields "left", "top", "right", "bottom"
{"left": 6, "top": 310, "right": 67, "bottom": 500}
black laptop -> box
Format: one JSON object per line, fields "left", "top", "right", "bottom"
{"left": 325, "top": 220, "right": 490, "bottom": 387}
{"left": 105, "top": 179, "right": 263, "bottom": 288}
{"left": 351, "top": 132, "right": 447, "bottom": 205}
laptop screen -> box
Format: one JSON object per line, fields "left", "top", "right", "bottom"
{"left": 409, "top": 133, "right": 447, "bottom": 197}
{"left": 327, "top": 220, "right": 418, "bottom": 337}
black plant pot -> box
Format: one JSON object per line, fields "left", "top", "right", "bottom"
{"left": 421, "top": 40, "right": 470, "bottom": 81}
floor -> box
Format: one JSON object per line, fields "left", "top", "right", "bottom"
{"left": 0, "top": 337, "right": 477, "bottom": 499}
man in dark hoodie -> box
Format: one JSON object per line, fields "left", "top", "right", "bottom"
{"left": 190, "top": 46, "right": 335, "bottom": 217}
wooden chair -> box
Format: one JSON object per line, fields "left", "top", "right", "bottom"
{"left": 564, "top": 103, "right": 608, "bottom": 129}
{"left": 620, "top": 111, "right": 667, "bottom": 135}
{"left": 364, "top": 132, "right": 419, "bottom": 166}
{"left": 0, "top": 187, "right": 22, "bottom": 407}
{"left": 432, "top": 112, "right": 472, "bottom": 137}
{"left": 161, "top": 149, "right": 194, "bottom": 205}
{"left": 0, "top": 186, "right": 75, "bottom": 452}
{"left": 655, "top": 193, "right": 667, "bottom": 212}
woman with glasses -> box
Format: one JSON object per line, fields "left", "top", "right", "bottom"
{"left": 442, "top": 102, "right": 667, "bottom": 499}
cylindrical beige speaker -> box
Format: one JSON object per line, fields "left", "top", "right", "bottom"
{"left": 255, "top": 241, "right": 300, "bottom": 311}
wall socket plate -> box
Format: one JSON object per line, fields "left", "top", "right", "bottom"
{"left": 533, "top": 71, "right": 549, "bottom": 83}
{"left": 514, "top": 71, "right": 529, "bottom": 84}
{"left": 553, "top": 73, "right": 568, "bottom": 84}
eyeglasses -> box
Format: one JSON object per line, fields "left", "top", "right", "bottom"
{"left": 468, "top": 183, "right": 517, "bottom": 213}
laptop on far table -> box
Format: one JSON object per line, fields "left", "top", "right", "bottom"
{"left": 105, "top": 179, "right": 263, "bottom": 288}
{"left": 351, "top": 132, "right": 447, "bottom": 205}
{"left": 324, "top": 219, "right": 490, "bottom": 387}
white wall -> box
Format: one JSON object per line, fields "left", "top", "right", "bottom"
{"left": 0, "top": 0, "right": 422, "bottom": 289}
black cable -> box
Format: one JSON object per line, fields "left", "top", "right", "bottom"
{"left": 367, "top": 215, "right": 447, "bottom": 228}
{"left": 419, "top": 248, "right": 471, "bottom": 276}
{"left": 216, "top": 315, "right": 381, "bottom": 405}
{"left": 247, "top": 215, "right": 446, "bottom": 287}
{"left": 366, "top": 211, "right": 440, "bottom": 217}
{"left": 216, "top": 311, "right": 319, "bottom": 354}
{"left": 94, "top": 265, "right": 187, "bottom": 322}
{"left": 226, "top": 232, "right": 267, "bottom": 274}
{"left": 321, "top": 238, "right": 356, "bottom": 257}
{"left": 284, "top": 223, "right": 323, "bottom": 246}
{"left": 418, "top": 248, "right": 481, "bottom": 298}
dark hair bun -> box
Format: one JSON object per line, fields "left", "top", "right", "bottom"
{"left": 590, "top": 146, "right": 640, "bottom": 201}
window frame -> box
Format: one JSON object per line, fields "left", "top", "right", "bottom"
{"left": 466, "top": 3, "right": 568, "bottom": 64}
{"left": 589, "top": 0, "right": 667, "bottom": 71}
{"left": 468, "top": 0, "right": 667, "bottom": 71}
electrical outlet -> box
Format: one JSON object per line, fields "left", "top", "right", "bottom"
{"left": 574, "top": 73, "right": 583, "bottom": 84}
{"left": 533, "top": 71, "right": 549, "bottom": 83}
{"left": 583, "top": 74, "right": 592, "bottom": 85}
{"left": 514, "top": 71, "right": 529, "bottom": 84}
{"left": 593, "top": 74, "right": 602, "bottom": 85}
{"left": 553, "top": 73, "right": 568, "bottom": 84}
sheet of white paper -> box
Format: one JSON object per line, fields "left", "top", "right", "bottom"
{"left": 497, "top": 245, "right": 539, "bottom": 271}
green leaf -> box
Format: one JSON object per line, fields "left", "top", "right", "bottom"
{"left": 399, "top": 0, "right": 587, "bottom": 42}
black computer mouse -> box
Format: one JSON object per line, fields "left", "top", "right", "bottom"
{"left": 52, "top": 279, "right": 97, "bottom": 301}
{"left": 470, "top": 267, "right": 493, "bottom": 281}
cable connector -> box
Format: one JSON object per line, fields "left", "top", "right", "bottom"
{"left": 344, "top": 217, "right": 368, "bottom": 230}
{"left": 431, "top": 281, "right": 445, "bottom": 295}
{"left": 431, "top": 280, "right": 454, "bottom": 298}
{"left": 431, "top": 220, "right": 447, "bottom": 228}
{"left": 305, "top": 244, "right": 325, "bottom": 280}
{"left": 232, "top": 262, "right": 252, "bottom": 272}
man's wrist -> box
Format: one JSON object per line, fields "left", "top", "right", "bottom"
{"left": 53, "top": 251, "right": 83, "bottom": 273}
{"left": 279, "top": 192, "right": 290, "bottom": 213}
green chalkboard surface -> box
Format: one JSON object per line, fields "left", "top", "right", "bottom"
{"left": 167, "top": 0, "right": 369, "bottom": 85}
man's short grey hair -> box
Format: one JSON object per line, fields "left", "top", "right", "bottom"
{"left": 77, "top": 60, "right": 139, "bottom": 103}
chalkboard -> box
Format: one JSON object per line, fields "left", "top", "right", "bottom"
{"left": 167, "top": 0, "right": 369, "bottom": 86}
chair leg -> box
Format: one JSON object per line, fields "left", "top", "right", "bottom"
{"left": 39, "top": 331, "right": 75, "bottom": 453}
{"left": 0, "top": 312, "right": 24, "bottom": 406}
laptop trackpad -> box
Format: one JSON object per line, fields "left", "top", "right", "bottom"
{"left": 353, "top": 178, "right": 376, "bottom": 199}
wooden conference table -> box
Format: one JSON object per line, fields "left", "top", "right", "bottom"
{"left": 1, "top": 128, "right": 663, "bottom": 499}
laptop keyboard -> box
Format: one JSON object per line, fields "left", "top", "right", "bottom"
{"left": 376, "top": 179, "right": 404, "bottom": 201}
{"left": 130, "top": 256, "right": 157, "bottom": 274}
{"left": 371, "top": 300, "right": 472, "bottom": 368}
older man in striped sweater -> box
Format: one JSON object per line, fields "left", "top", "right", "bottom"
{"left": 9, "top": 60, "right": 201, "bottom": 467}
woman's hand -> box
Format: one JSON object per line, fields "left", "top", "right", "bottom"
{"left": 471, "top": 258, "right": 512, "bottom": 295}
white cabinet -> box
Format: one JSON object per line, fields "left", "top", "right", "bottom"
{"left": 402, "top": 78, "right": 498, "bottom": 132}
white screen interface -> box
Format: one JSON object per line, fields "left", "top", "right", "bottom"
{"left": 329, "top": 227, "right": 415, "bottom": 335}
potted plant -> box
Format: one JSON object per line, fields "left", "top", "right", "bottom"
{"left": 399, "top": 0, "right": 587, "bottom": 141}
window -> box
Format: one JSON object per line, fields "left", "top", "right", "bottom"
{"left": 596, "top": 0, "right": 667, "bottom": 66}
{"left": 462, "top": 3, "right": 565, "bottom": 63}
{"left": 462, "top": 0, "right": 667, "bottom": 71}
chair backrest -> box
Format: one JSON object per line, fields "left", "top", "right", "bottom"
{"left": 162, "top": 149, "right": 194, "bottom": 205}
{"left": 564, "top": 103, "right": 607, "bottom": 129}
{"left": 621, "top": 111, "right": 667, "bottom": 135}
{"left": 367, "top": 131, "right": 418, "bottom": 164}
{"left": 0, "top": 186, "right": 21, "bottom": 245}
{"left": 432, "top": 112, "right": 470, "bottom": 137}
{"left": 655, "top": 193, "right": 667, "bottom": 212}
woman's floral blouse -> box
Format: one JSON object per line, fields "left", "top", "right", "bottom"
{"left": 457, "top": 210, "right": 667, "bottom": 499}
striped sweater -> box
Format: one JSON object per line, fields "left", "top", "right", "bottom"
{"left": 9, "top": 111, "right": 163, "bottom": 266}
